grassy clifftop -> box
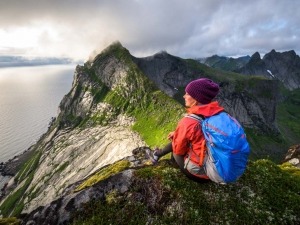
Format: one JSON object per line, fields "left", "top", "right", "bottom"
{"left": 1, "top": 157, "right": 299, "bottom": 224}
{"left": 71, "top": 159, "right": 300, "bottom": 225}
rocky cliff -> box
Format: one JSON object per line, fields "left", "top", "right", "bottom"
{"left": 132, "top": 51, "right": 194, "bottom": 97}
{"left": 0, "top": 42, "right": 299, "bottom": 224}
{"left": 0, "top": 59, "right": 148, "bottom": 214}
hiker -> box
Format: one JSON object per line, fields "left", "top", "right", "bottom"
{"left": 148, "top": 78, "right": 224, "bottom": 182}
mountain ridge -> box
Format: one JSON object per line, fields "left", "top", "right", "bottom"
{"left": 200, "top": 49, "right": 300, "bottom": 90}
{"left": 198, "top": 54, "right": 251, "bottom": 71}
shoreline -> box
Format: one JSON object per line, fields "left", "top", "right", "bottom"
{"left": 0, "top": 148, "right": 34, "bottom": 200}
{"left": 0, "top": 147, "right": 34, "bottom": 177}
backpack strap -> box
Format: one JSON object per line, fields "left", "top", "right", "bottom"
{"left": 185, "top": 113, "right": 204, "bottom": 122}
{"left": 185, "top": 114, "right": 206, "bottom": 167}
{"left": 199, "top": 140, "right": 206, "bottom": 167}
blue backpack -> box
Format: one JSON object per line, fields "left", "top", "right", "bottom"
{"left": 186, "top": 112, "right": 250, "bottom": 183}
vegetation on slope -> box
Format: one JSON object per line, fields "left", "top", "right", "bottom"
{"left": 71, "top": 159, "right": 300, "bottom": 225}
{"left": 0, "top": 148, "right": 42, "bottom": 218}
{"left": 74, "top": 160, "right": 131, "bottom": 192}
{"left": 0, "top": 217, "right": 20, "bottom": 225}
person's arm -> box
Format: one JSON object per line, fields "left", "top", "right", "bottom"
{"left": 167, "top": 131, "right": 175, "bottom": 140}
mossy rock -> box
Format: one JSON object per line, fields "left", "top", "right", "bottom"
{"left": 74, "top": 160, "right": 131, "bottom": 192}
{"left": 0, "top": 217, "right": 20, "bottom": 225}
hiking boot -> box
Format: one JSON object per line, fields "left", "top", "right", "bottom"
{"left": 146, "top": 148, "right": 159, "bottom": 165}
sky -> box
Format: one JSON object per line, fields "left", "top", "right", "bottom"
{"left": 0, "top": 0, "right": 300, "bottom": 61}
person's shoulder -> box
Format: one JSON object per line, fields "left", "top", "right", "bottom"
{"left": 180, "top": 114, "right": 201, "bottom": 126}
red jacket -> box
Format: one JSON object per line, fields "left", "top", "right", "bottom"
{"left": 172, "top": 101, "right": 224, "bottom": 164}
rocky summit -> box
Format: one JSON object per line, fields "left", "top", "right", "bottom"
{"left": 0, "top": 42, "right": 299, "bottom": 225}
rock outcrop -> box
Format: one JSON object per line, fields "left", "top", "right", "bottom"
{"left": 283, "top": 144, "right": 300, "bottom": 167}
{"left": 19, "top": 147, "right": 151, "bottom": 225}
{"left": 132, "top": 51, "right": 194, "bottom": 97}
{"left": 22, "top": 116, "right": 145, "bottom": 214}
{"left": 217, "top": 79, "right": 280, "bottom": 134}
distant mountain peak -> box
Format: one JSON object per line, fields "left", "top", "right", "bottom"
{"left": 251, "top": 52, "right": 261, "bottom": 60}
{"left": 88, "top": 41, "right": 125, "bottom": 63}
{"left": 202, "top": 49, "right": 300, "bottom": 90}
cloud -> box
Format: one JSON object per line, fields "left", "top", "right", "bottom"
{"left": 0, "top": 0, "right": 299, "bottom": 60}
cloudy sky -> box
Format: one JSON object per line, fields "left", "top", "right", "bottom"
{"left": 1, "top": 0, "right": 299, "bottom": 61}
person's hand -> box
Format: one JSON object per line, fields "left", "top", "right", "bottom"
{"left": 167, "top": 131, "right": 175, "bottom": 140}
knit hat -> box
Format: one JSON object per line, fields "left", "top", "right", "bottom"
{"left": 185, "top": 78, "right": 219, "bottom": 104}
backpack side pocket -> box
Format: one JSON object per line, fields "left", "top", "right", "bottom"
{"left": 205, "top": 150, "right": 225, "bottom": 184}
{"left": 184, "top": 155, "right": 207, "bottom": 178}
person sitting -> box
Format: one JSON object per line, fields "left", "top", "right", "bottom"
{"left": 148, "top": 78, "right": 223, "bottom": 182}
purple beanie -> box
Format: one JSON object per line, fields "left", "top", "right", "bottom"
{"left": 185, "top": 78, "right": 219, "bottom": 104}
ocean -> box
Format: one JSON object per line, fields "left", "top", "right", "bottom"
{"left": 0, "top": 65, "right": 75, "bottom": 162}
{"left": 0, "top": 65, "right": 75, "bottom": 187}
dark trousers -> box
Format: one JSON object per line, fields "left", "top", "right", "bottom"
{"left": 156, "top": 142, "right": 209, "bottom": 183}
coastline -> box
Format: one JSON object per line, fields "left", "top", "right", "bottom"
{"left": 0, "top": 147, "right": 34, "bottom": 186}
{"left": 0, "top": 147, "right": 34, "bottom": 200}
{"left": 0, "top": 147, "right": 34, "bottom": 177}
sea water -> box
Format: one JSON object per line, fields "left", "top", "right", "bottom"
{"left": 0, "top": 65, "right": 75, "bottom": 162}
{"left": 0, "top": 65, "right": 75, "bottom": 187}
